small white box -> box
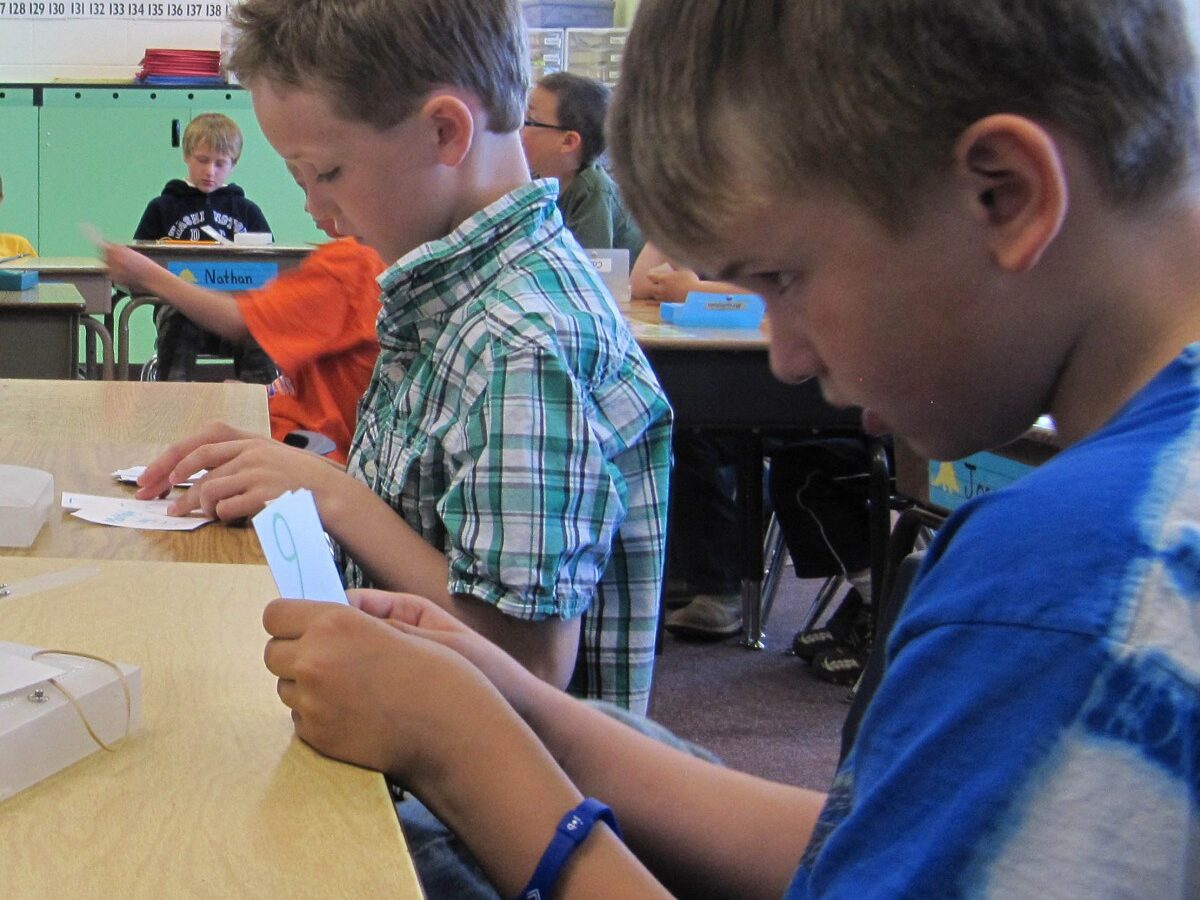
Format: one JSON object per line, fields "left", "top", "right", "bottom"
{"left": 233, "top": 231, "right": 274, "bottom": 247}
{"left": 0, "top": 465, "right": 54, "bottom": 549}
{"left": 0, "top": 642, "right": 142, "bottom": 803}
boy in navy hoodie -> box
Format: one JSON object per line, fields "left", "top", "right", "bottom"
{"left": 134, "top": 112, "right": 275, "bottom": 382}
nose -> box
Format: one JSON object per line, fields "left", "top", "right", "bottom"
{"left": 303, "top": 181, "right": 338, "bottom": 223}
{"left": 764, "top": 319, "right": 823, "bottom": 385}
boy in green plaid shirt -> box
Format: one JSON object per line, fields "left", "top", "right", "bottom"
{"left": 138, "top": 0, "right": 671, "bottom": 715}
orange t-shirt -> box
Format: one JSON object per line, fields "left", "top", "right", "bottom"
{"left": 236, "top": 238, "right": 384, "bottom": 464}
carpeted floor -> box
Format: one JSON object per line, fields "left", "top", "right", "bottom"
{"left": 647, "top": 575, "right": 852, "bottom": 792}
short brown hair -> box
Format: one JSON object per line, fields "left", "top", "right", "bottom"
{"left": 610, "top": 0, "right": 1200, "bottom": 252}
{"left": 225, "top": 0, "right": 529, "bottom": 134}
{"left": 539, "top": 72, "right": 611, "bottom": 168}
{"left": 182, "top": 113, "right": 244, "bottom": 162}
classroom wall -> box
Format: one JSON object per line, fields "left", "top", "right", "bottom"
{"left": 0, "top": 1, "right": 640, "bottom": 83}
{"left": 0, "top": 12, "right": 224, "bottom": 83}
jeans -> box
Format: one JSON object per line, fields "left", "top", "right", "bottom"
{"left": 395, "top": 700, "right": 722, "bottom": 898}
{"left": 667, "top": 433, "right": 741, "bottom": 594}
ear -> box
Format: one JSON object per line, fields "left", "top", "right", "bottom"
{"left": 419, "top": 93, "right": 475, "bottom": 168}
{"left": 560, "top": 130, "right": 583, "bottom": 157}
{"left": 953, "top": 114, "right": 1067, "bottom": 272}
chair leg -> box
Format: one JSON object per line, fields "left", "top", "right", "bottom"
{"left": 867, "top": 438, "right": 893, "bottom": 608}
{"left": 796, "top": 574, "right": 845, "bottom": 638}
{"left": 760, "top": 512, "right": 787, "bottom": 628}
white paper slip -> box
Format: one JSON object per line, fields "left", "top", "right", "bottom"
{"left": 199, "top": 225, "right": 233, "bottom": 245}
{"left": 71, "top": 507, "right": 211, "bottom": 531}
{"left": 0, "top": 651, "right": 65, "bottom": 698}
{"left": 111, "top": 466, "right": 207, "bottom": 487}
{"left": 61, "top": 492, "right": 213, "bottom": 531}
{"left": 252, "top": 489, "right": 348, "bottom": 604}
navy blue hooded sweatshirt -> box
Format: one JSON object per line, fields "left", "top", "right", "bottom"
{"left": 134, "top": 180, "right": 271, "bottom": 241}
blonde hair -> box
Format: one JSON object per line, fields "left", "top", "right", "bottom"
{"left": 610, "top": 0, "right": 1200, "bottom": 251}
{"left": 226, "top": 0, "right": 528, "bottom": 134}
{"left": 182, "top": 113, "right": 244, "bottom": 163}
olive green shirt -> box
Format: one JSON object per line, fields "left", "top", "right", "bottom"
{"left": 557, "top": 162, "right": 645, "bottom": 258}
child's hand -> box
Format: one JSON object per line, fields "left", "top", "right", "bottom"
{"left": 103, "top": 242, "right": 160, "bottom": 293}
{"left": 157, "top": 434, "right": 344, "bottom": 521}
{"left": 262, "top": 598, "right": 515, "bottom": 781}
{"left": 648, "top": 268, "right": 702, "bottom": 302}
{"left": 349, "top": 589, "right": 542, "bottom": 716}
{"left": 135, "top": 420, "right": 259, "bottom": 500}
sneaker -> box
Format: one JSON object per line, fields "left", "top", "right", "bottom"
{"left": 813, "top": 643, "right": 867, "bottom": 686}
{"left": 792, "top": 587, "right": 866, "bottom": 661}
{"left": 665, "top": 592, "right": 743, "bottom": 640}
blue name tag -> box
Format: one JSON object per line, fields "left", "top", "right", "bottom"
{"left": 928, "top": 452, "right": 1035, "bottom": 510}
{"left": 659, "top": 291, "right": 765, "bottom": 329}
{"left": 166, "top": 261, "right": 278, "bottom": 291}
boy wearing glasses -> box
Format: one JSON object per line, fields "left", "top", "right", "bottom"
{"left": 521, "top": 72, "right": 643, "bottom": 256}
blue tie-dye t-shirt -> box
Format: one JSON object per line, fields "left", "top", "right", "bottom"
{"left": 789, "top": 344, "right": 1200, "bottom": 898}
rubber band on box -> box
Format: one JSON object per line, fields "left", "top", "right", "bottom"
{"left": 30, "top": 649, "right": 132, "bottom": 753}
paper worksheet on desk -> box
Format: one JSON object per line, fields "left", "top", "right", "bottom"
{"left": 61, "top": 492, "right": 214, "bottom": 531}
{"left": 252, "top": 489, "right": 348, "bottom": 604}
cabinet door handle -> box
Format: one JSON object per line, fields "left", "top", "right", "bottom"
{"left": 171, "top": 118, "right": 181, "bottom": 148}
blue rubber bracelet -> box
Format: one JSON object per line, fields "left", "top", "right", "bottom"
{"left": 516, "top": 797, "right": 622, "bottom": 900}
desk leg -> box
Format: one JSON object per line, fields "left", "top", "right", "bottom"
{"left": 83, "top": 320, "right": 96, "bottom": 378}
{"left": 739, "top": 432, "right": 766, "bottom": 649}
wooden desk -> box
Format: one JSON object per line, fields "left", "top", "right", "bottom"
{"left": 0, "top": 255, "right": 112, "bottom": 314}
{"left": 0, "top": 282, "right": 85, "bottom": 379}
{"left": 115, "top": 241, "right": 315, "bottom": 379}
{"left": 127, "top": 240, "right": 314, "bottom": 272}
{"left": 624, "top": 301, "right": 861, "bottom": 647}
{"left": 0, "top": 556, "right": 421, "bottom": 898}
{"left": 0, "top": 256, "right": 117, "bottom": 378}
{"left": 0, "top": 380, "right": 269, "bottom": 564}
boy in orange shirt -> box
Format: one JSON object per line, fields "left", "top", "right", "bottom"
{"left": 106, "top": 198, "right": 381, "bottom": 463}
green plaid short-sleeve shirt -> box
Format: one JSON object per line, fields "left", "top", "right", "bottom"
{"left": 344, "top": 181, "right": 672, "bottom": 713}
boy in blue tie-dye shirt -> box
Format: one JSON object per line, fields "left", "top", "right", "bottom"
{"left": 256, "top": 0, "right": 1200, "bottom": 896}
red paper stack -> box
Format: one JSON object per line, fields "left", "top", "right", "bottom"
{"left": 136, "top": 49, "right": 225, "bottom": 85}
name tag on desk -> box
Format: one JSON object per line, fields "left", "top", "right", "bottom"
{"left": 660, "top": 291, "right": 765, "bottom": 329}
{"left": 167, "top": 261, "right": 278, "bottom": 291}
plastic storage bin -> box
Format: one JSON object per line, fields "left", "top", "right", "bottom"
{"left": 565, "top": 28, "right": 628, "bottom": 86}
{"left": 529, "top": 27, "right": 565, "bottom": 78}
{"left": 522, "top": 1, "right": 615, "bottom": 28}
{"left": 0, "top": 466, "right": 54, "bottom": 548}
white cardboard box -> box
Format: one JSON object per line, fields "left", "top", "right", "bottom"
{"left": 0, "top": 641, "right": 142, "bottom": 803}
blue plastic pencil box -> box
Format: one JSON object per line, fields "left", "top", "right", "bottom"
{"left": 0, "top": 269, "right": 37, "bottom": 291}
{"left": 659, "top": 291, "right": 765, "bottom": 329}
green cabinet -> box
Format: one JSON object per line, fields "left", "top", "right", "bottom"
{"left": 39, "top": 87, "right": 323, "bottom": 256}
{"left": 0, "top": 89, "right": 39, "bottom": 250}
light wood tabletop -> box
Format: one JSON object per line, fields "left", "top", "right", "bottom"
{"left": 0, "top": 380, "right": 270, "bottom": 564}
{"left": 0, "top": 379, "right": 268, "bottom": 443}
{"left": 0, "top": 556, "right": 421, "bottom": 898}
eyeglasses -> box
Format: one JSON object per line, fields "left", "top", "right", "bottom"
{"left": 523, "top": 117, "right": 571, "bottom": 131}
